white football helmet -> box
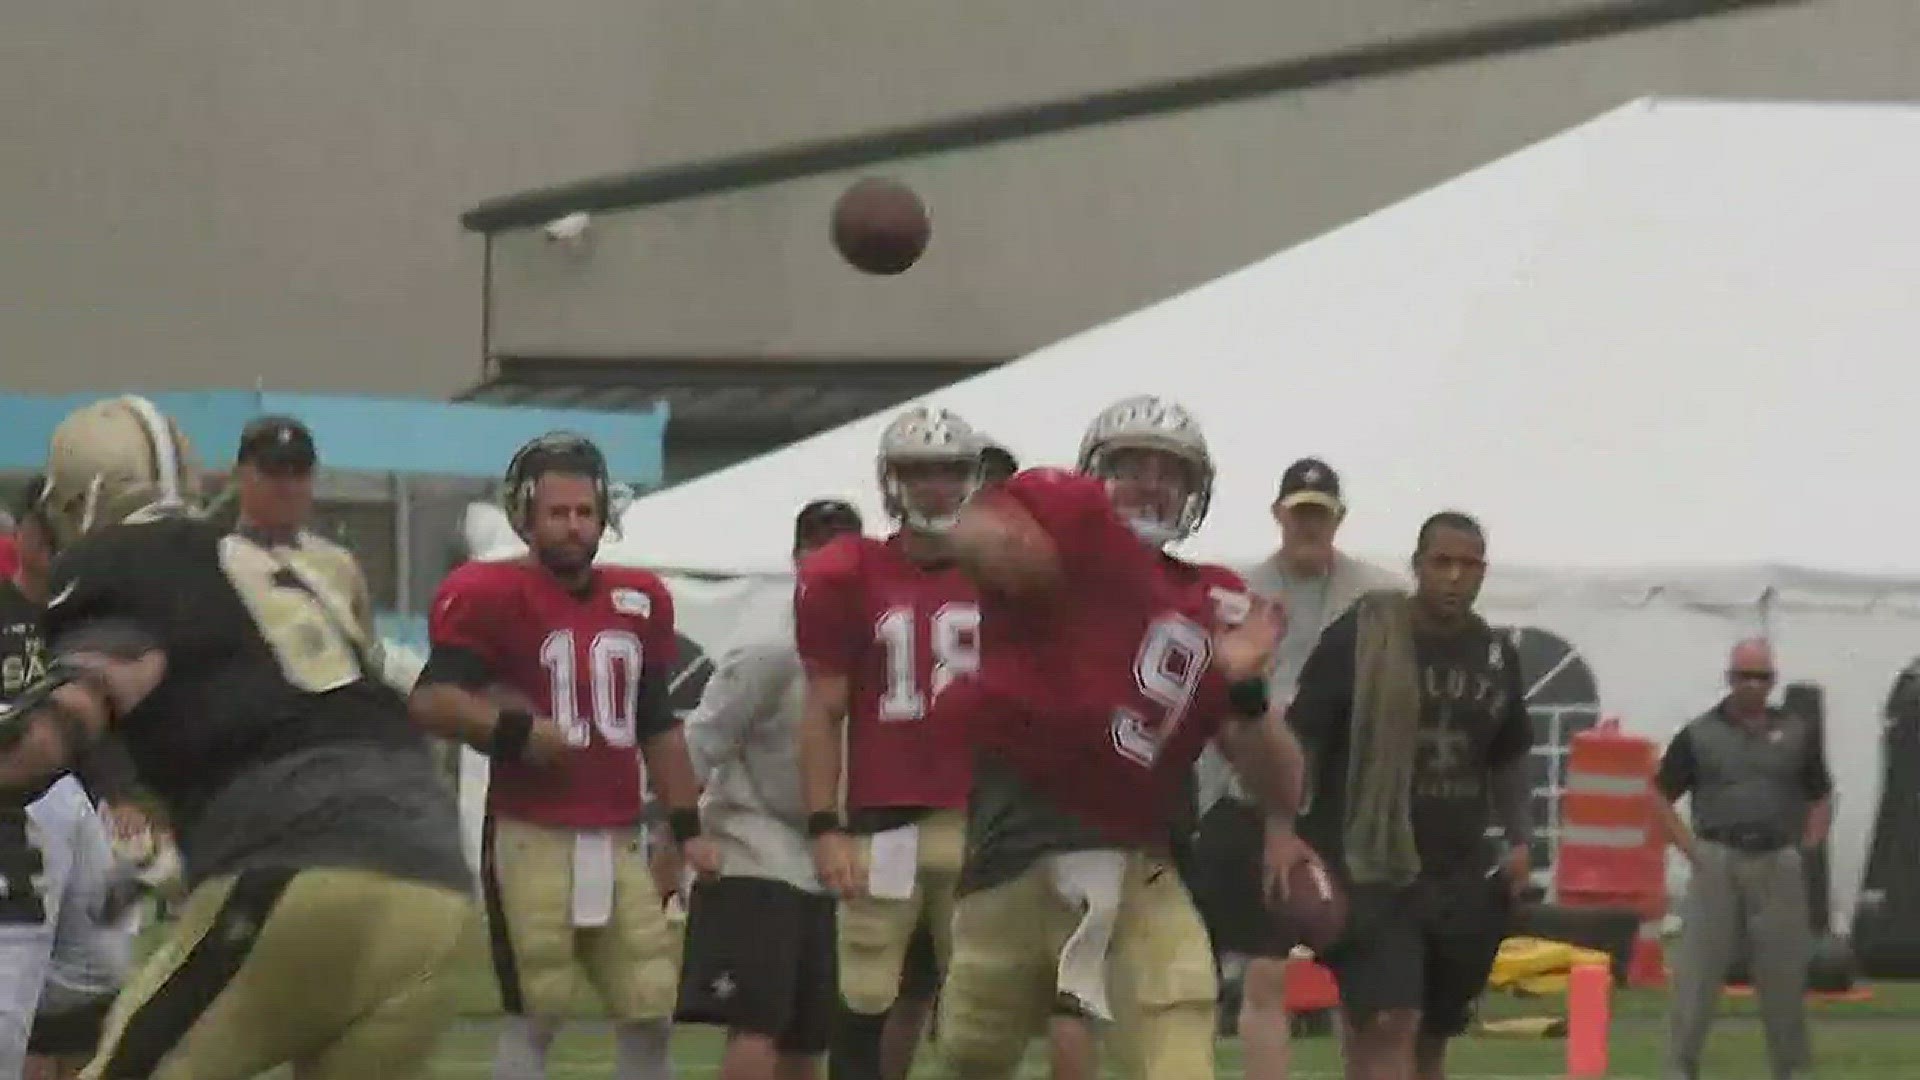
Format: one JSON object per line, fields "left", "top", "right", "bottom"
{"left": 876, "top": 406, "right": 981, "bottom": 533}
{"left": 1077, "top": 395, "right": 1213, "bottom": 546}
{"left": 41, "top": 395, "right": 201, "bottom": 548}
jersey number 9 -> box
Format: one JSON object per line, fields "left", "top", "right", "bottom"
{"left": 1111, "top": 614, "right": 1212, "bottom": 767}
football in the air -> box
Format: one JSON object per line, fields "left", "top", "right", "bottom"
{"left": 1278, "top": 857, "right": 1347, "bottom": 954}
{"left": 831, "top": 177, "right": 930, "bottom": 275}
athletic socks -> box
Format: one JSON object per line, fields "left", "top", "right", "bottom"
{"left": 829, "top": 1007, "right": 891, "bottom": 1080}
{"left": 493, "top": 1016, "right": 557, "bottom": 1080}
{"left": 613, "top": 1017, "right": 675, "bottom": 1080}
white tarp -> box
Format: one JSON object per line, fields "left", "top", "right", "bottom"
{"left": 460, "top": 97, "right": 1920, "bottom": 928}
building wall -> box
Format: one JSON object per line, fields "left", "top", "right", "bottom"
{"left": 4, "top": 0, "right": 670, "bottom": 396}
{"left": 489, "top": 0, "right": 1920, "bottom": 361}
{"left": 10, "top": 1, "right": 1917, "bottom": 396}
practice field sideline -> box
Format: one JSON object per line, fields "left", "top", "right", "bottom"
{"left": 414, "top": 1018, "right": 1919, "bottom": 1079}
{"left": 139, "top": 921, "right": 1913, "bottom": 1078}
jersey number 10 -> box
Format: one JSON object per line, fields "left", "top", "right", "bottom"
{"left": 540, "top": 628, "right": 645, "bottom": 748}
{"left": 875, "top": 603, "right": 980, "bottom": 722}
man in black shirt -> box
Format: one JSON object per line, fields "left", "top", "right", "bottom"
{"left": 2, "top": 478, "right": 144, "bottom": 815}
{"left": 1, "top": 479, "right": 145, "bottom": 1076}
{"left": 1288, "top": 512, "right": 1533, "bottom": 1080}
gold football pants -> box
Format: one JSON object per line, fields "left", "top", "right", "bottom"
{"left": 83, "top": 867, "right": 472, "bottom": 1080}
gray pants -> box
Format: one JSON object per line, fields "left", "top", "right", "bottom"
{"left": 1667, "top": 841, "right": 1812, "bottom": 1080}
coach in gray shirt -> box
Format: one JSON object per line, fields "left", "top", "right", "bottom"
{"left": 675, "top": 499, "right": 864, "bottom": 1076}
{"left": 1190, "top": 457, "right": 1400, "bottom": 1077}
{"left": 1655, "top": 638, "right": 1831, "bottom": 1080}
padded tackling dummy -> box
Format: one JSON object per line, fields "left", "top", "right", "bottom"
{"left": 1780, "top": 683, "right": 1832, "bottom": 932}
{"left": 1850, "top": 661, "right": 1920, "bottom": 978}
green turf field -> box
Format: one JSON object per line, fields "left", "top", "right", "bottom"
{"left": 401, "top": 928, "right": 1920, "bottom": 1079}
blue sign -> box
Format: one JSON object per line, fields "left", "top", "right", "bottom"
{"left": 0, "top": 390, "right": 667, "bottom": 484}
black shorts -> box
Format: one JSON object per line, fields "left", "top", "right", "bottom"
{"left": 676, "top": 876, "right": 838, "bottom": 1052}
{"left": 1191, "top": 798, "right": 1295, "bottom": 959}
{"left": 1321, "top": 875, "right": 1513, "bottom": 1037}
{"left": 898, "top": 913, "right": 941, "bottom": 999}
{"left": 29, "top": 999, "right": 112, "bottom": 1055}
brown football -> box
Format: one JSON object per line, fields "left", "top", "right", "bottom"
{"left": 1278, "top": 856, "right": 1348, "bottom": 954}
{"left": 831, "top": 177, "right": 930, "bottom": 275}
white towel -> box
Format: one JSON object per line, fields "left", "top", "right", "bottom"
{"left": 1045, "top": 850, "right": 1128, "bottom": 1021}
{"left": 571, "top": 831, "right": 616, "bottom": 928}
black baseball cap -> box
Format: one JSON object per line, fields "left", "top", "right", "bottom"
{"left": 1276, "top": 457, "right": 1343, "bottom": 511}
{"left": 236, "top": 415, "right": 317, "bottom": 473}
{"left": 794, "top": 498, "right": 863, "bottom": 549}
{"left": 978, "top": 440, "right": 1019, "bottom": 482}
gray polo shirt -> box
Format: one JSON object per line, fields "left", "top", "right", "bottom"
{"left": 684, "top": 618, "right": 820, "bottom": 892}
{"left": 1655, "top": 702, "right": 1832, "bottom": 846}
{"left": 1193, "top": 551, "right": 1403, "bottom": 812}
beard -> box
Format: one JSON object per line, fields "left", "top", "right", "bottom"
{"left": 535, "top": 538, "right": 598, "bottom": 577}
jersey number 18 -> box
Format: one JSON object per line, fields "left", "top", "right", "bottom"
{"left": 875, "top": 603, "right": 980, "bottom": 722}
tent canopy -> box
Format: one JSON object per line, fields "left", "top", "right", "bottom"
{"left": 599, "top": 97, "right": 1920, "bottom": 583}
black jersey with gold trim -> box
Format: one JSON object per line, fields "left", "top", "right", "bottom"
{"left": 42, "top": 517, "right": 464, "bottom": 890}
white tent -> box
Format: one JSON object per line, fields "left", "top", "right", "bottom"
{"left": 466, "top": 97, "right": 1920, "bottom": 928}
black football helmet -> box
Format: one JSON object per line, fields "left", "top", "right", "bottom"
{"left": 503, "top": 432, "right": 612, "bottom": 536}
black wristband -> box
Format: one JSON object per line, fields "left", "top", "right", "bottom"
{"left": 806, "top": 811, "right": 846, "bottom": 838}
{"left": 1227, "top": 677, "right": 1270, "bottom": 719}
{"left": 669, "top": 808, "right": 702, "bottom": 844}
{"left": 491, "top": 707, "right": 534, "bottom": 761}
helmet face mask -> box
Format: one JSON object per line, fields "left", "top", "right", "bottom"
{"left": 876, "top": 407, "right": 982, "bottom": 535}
{"left": 1091, "top": 445, "right": 1205, "bottom": 547}
{"left": 1077, "top": 396, "right": 1213, "bottom": 547}
{"left": 42, "top": 395, "right": 202, "bottom": 550}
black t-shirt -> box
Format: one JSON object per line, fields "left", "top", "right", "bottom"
{"left": 1289, "top": 606, "right": 1534, "bottom": 879}
{"left": 959, "top": 753, "right": 1110, "bottom": 895}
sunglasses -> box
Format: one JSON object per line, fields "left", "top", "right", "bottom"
{"left": 1730, "top": 670, "right": 1776, "bottom": 682}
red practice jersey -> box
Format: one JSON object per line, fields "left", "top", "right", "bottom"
{"left": 1161, "top": 555, "right": 1256, "bottom": 631}
{"left": 794, "top": 533, "right": 977, "bottom": 811}
{"left": 430, "top": 559, "right": 678, "bottom": 829}
{"left": 954, "top": 468, "right": 1240, "bottom": 845}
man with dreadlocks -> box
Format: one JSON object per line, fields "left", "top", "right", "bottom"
{"left": 413, "top": 432, "right": 715, "bottom": 1080}
{"left": 0, "top": 395, "right": 472, "bottom": 1079}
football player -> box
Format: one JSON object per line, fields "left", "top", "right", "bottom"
{"left": 674, "top": 498, "right": 864, "bottom": 1080}
{"left": 0, "top": 478, "right": 137, "bottom": 1080}
{"left": 1074, "top": 396, "right": 1316, "bottom": 1080}
{"left": 926, "top": 398, "right": 1312, "bottom": 1080}
{"left": 0, "top": 395, "right": 473, "bottom": 1080}
{"left": 795, "top": 407, "right": 981, "bottom": 1080}
{"left": 411, "top": 432, "right": 716, "bottom": 1080}
{"left": 12, "top": 776, "right": 135, "bottom": 1080}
